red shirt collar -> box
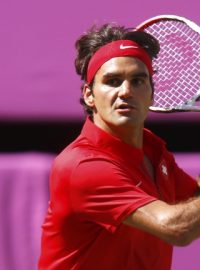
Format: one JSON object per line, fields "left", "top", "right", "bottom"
{"left": 80, "top": 117, "right": 165, "bottom": 167}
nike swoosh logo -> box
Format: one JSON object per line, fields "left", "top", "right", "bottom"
{"left": 120, "top": 44, "right": 138, "bottom": 50}
{"left": 135, "top": 180, "right": 142, "bottom": 187}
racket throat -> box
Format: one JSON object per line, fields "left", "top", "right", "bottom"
{"left": 184, "top": 90, "right": 200, "bottom": 105}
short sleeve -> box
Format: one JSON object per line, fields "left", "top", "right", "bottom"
{"left": 172, "top": 160, "right": 198, "bottom": 202}
{"left": 69, "top": 157, "right": 157, "bottom": 233}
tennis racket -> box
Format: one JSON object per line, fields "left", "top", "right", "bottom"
{"left": 137, "top": 15, "right": 200, "bottom": 112}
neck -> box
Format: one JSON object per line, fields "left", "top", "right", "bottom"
{"left": 111, "top": 126, "right": 143, "bottom": 148}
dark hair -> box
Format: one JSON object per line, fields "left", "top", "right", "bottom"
{"left": 74, "top": 23, "right": 160, "bottom": 116}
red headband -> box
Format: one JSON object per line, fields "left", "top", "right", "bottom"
{"left": 87, "top": 40, "right": 153, "bottom": 83}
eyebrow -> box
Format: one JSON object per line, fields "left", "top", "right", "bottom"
{"left": 102, "top": 71, "right": 149, "bottom": 79}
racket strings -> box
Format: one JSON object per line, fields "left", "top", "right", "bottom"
{"left": 144, "top": 20, "right": 200, "bottom": 109}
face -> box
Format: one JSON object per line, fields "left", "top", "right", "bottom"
{"left": 83, "top": 56, "right": 153, "bottom": 135}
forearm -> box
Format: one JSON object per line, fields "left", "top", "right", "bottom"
{"left": 164, "top": 196, "right": 200, "bottom": 245}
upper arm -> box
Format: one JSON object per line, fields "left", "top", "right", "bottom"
{"left": 123, "top": 200, "right": 174, "bottom": 243}
{"left": 123, "top": 199, "right": 197, "bottom": 246}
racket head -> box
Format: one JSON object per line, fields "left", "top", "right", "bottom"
{"left": 136, "top": 15, "right": 200, "bottom": 112}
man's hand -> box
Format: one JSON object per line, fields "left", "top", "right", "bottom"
{"left": 197, "top": 175, "right": 200, "bottom": 186}
{"left": 195, "top": 175, "right": 200, "bottom": 196}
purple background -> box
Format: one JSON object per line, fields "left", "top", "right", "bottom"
{"left": 0, "top": 0, "right": 200, "bottom": 121}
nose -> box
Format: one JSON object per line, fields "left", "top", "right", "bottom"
{"left": 118, "top": 80, "right": 133, "bottom": 98}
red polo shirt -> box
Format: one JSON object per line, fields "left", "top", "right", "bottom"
{"left": 38, "top": 117, "right": 198, "bottom": 270}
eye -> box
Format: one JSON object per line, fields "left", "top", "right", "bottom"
{"left": 131, "top": 77, "right": 146, "bottom": 87}
{"left": 105, "top": 78, "right": 122, "bottom": 87}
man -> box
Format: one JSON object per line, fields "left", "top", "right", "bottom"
{"left": 38, "top": 23, "right": 200, "bottom": 270}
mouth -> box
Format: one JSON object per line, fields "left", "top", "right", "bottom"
{"left": 115, "top": 103, "right": 136, "bottom": 112}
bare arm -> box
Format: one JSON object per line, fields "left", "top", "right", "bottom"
{"left": 123, "top": 185, "right": 200, "bottom": 247}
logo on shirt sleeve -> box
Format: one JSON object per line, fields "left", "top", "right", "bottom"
{"left": 161, "top": 164, "right": 168, "bottom": 176}
{"left": 159, "top": 160, "right": 168, "bottom": 179}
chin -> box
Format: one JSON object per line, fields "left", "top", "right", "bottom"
{"left": 114, "top": 116, "right": 139, "bottom": 127}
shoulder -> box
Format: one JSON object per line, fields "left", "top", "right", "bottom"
{"left": 51, "top": 135, "right": 117, "bottom": 177}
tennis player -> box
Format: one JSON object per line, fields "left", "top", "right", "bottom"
{"left": 38, "top": 23, "right": 200, "bottom": 270}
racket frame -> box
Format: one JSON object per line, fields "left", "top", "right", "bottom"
{"left": 137, "top": 14, "right": 200, "bottom": 34}
{"left": 136, "top": 14, "right": 200, "bottom": 112}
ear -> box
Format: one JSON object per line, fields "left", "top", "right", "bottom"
{"left": 83, "top": 84, "right": 95, "bottom": 108}
{"left": 150, "top": 96, "right": 154, "bottom": 106}
{"left": 150, "top": 89, "right": 154, "bottom": 106}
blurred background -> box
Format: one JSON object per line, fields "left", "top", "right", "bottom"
{"left": 0, "top": 0, "right": 199, "bottom": 269}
